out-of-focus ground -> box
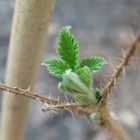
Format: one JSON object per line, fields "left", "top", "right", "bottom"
{"left": 0, "top": 0, "right": 140, "bottom": 140}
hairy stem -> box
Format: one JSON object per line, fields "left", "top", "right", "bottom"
{"left": 97, "top": 35, "right": 140, "bottom": 140}
{"left": 100, "top": 119, "right": 131, "bottom": 140}
{"left": 100, "top": 35, "right": 140, "bottom": 107}
{"left": 0, "top": 83, "right": 58, "bottom": 105}
{"left": 0, "top": 83, "right": 86, "bottom": 113}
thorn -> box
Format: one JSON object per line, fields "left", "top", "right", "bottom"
{"left": 26, "top": 86, "right": 31, "bottom": 92}
{"left": 122, "top": 67, "right": 126, "bottom": 80}
{"left": 100, "top": 82, "right": 106, "bottom": 89}
{"left": 64, "top": 94, "right": 70, "bottom": 103}
{"left": 109, "top": 60, "right": 118, "bottom": 72}
{"left": 50, "top": 109, "right": 58, "bottom": 114}
{"left": 103, "top": 74, "right": 110, "bottom": 80}
{"left": 70, "top": 98, "right": 74, "bottom": 103}
{"left": 115, "top": 57, "right": 123, "bottom": 63}
{"left": 103, "top": 75, "right": 111, "bottom": 83}
{"left": 14, "top": 85, "right": 20, "bottom": 90}
{"left": 128, "top": 28, "right": 136, "bottom": 41}
{"left": 36, "top": 97, "right": 43, "bottom": 104}
{"left": 112, "top": 78, "right": 117, "bottom": 87}
{"left": 65, "top": 107, "right": 75, "bottom": 117}
{"left": 121, "top": 48, "right": 126, "bottom": 59}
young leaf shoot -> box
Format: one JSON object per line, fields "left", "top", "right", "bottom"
{"left": 42, "top": 26, "right": 108, "bottom": 105}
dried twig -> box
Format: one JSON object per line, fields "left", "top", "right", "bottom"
{"left": 95, "top": 35, "right": 140, "bottom": 140}
{"left": 0, "top": 83, "right": 58, "bottom": 105}
{"left": 99, "top": 35, "right": 140, "bottom": 108}
{"left": 99, "top": 119, "right": 131, "bottom": 140}
{"left": 0, "top": 83, "right": 86, "bottom": 113}
{"left": 42, "top": 102, "right": 87, "bottom": 114}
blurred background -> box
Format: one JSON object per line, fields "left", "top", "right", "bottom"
{"left": 0, "top": 0, "right": 140, "bottom": 140}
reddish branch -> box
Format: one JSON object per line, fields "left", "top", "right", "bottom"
{"left": 0, "top": 83, "right": 86, "bottom": 113}
{"left": 99, "top": 35, "right": 140, "bottom": 107}
{"left": 0, "top": 83, "right": 58, "bottom": 105}
{"left": 100, "top": 119, "right": 131, "bottom": 140}
{"left": 96, "top": 35, "right": 140, "bottom": 140}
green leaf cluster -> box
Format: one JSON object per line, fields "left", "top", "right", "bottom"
{"left": 42, "top": 26, "right": 108, "bottom": 104}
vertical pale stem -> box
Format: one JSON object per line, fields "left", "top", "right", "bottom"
{"left": 0, "top": 0, "right": 55, "bottom": 140}
{"left": 101, "top": 120, "right": 131, "bottom": 140}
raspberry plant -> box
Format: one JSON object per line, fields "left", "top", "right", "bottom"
{"left": 42, "top": 26, "right": 107, "bottom": 113}
{"left": 0, "top": 26, "right": 139, "bottom": 140}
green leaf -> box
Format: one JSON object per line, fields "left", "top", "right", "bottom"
{"left": 58, "top": 82, "right": 94, "bottom": 104}
{"left": 73, "top": 94, "right": 94, "bottom": 104}
{"left": 76, "top": 66, "right": 93, "bottom": 88}
{"left": 59, "top": 69, "right": 90, "bottom": 93}
{"left": 58, "top": 82, "right": 76, "bottom": 94}
{"left": 79, "top": 57, "right": 108, "bottom": 73}
{"left": 42, "top": 59, "right": 69, "bottom": 78}
{"left": 56, "top": 26, "right": 79, "bottom": 70}
{"left": 58, "top": 69, "right": 97, "bottom": 104}
{"left": 41, "top": 26, "right": 107, "bottom": 105}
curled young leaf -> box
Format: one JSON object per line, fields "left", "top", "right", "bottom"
{"left": 56, "top": 26, "right": 79, "bottom": 70}
{"left": 76, "top": 66, "right": 93, "bottom": 88}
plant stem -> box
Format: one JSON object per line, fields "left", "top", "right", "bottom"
{"left": 0, "top": 82, "right": 87, "bottom": 114}
{"left": 100, "top": 35, "right": 140, "bottom": 107}
{"left": 0, "top": 83, "right": 58, "bottom": 105}
{"left": 100, "top": 119, "right": 131, "bottom": 140}
{"left": 97, "top": 35, "right": 140, "bottom": 140}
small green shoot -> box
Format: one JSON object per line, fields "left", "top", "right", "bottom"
{"left": 42, "top": 26, "right": 107, "bottom": 105}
